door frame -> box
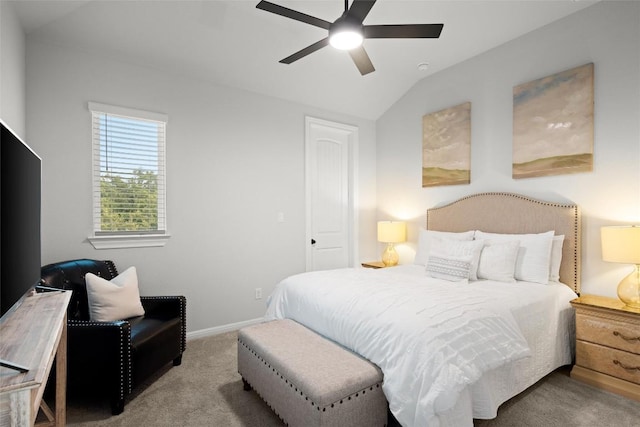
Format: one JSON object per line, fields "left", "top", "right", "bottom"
{"left": 304, "top": 116, "right": 359, "bottom": 271}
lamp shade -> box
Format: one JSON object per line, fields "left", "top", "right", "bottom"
{"left": 601, "top": 226, "right": 640, "bottom": 264}
{"left": 377, "top": 221, "right": 406, "bottom": 243}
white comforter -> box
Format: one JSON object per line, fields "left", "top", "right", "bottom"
{"left": 265, "top": 266, "right": 543, "bottom": 427}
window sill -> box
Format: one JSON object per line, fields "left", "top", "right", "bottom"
{"left": 88, "top": 233, "right": 171, "bottom": 249}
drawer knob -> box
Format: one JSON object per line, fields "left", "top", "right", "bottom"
{"left": 613, "top": 331, "right": 640, "bottom": 342}
{"left": 613, "top": 359, "right": 640, "bottom": 372}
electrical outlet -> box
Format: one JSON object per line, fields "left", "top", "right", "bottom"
{"left": 255, "top": 288, "right": 262, "bottom": 300}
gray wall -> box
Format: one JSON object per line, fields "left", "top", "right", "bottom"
{"left": 0, "top": 1, "right": 26, "bottom": 137}
{"left": 376, "top": 1, "right": 640, "bottom": 298}
{"left": 10, "top": 1, "right": 639, "bottom": 334}
{"left": 25, "top": 40, "right": 377, "bottom": 334}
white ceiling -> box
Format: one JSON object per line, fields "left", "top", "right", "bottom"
{"left": 11, "top": 0, "right": 597, "bottom": 120}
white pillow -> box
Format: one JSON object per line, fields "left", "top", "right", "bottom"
{"left": 477, "top": 240, "right": 520, "bottom": 283}
{"left": 429, "top": 237, "right": 485, "bottom": 280}
{"left": 549, "top": 235, "right": 564, "bottom": 282}
{"left": 86, "top": 266, "right": 145, "bottom": 322}
{"left": 474, "top": 230, "right": 554, "bottom": 284}
{"left": 414, "top": 229, "right": 475, "bottom": 266}
{"left": 426, "top": 254, "right": 472, "bottom": 283}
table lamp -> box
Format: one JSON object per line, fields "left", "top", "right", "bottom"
{"left": 377, "top": 221, "right": 406, "bottom": 267}
{"left": 601, "top": 225, "right": 640, "bottom": 308}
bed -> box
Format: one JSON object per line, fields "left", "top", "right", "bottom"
{"left": 264, "top": 192, "right": 581, "bottom": 426}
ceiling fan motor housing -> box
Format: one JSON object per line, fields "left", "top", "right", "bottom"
{"left": 329, "top": 15, "right": 365, "bottom": 50}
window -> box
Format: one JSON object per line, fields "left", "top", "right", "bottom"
{"left": 88, "top": 102, "right": 169, "bottom": 249}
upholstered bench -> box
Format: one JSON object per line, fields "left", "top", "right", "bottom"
{"left": 237, "top": 319, "right": 387, "bottom": 427}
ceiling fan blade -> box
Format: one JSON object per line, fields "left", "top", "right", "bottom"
{"left": 347, "top": 0, "right": 377, "bottom": 23}
{"left": 280, "top": 38, "right": 330, "bottom": 64}
{"left": 256, "top": 1, "right": 331, "bottom": 30}
{"left": 364, "top": 24, "right": 444, "bottom": 39}
{"left": 348, "top": 46, "right": 375, "bottom": 75}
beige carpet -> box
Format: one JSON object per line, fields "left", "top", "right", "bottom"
{"left": 64, "top": 331, "right": 639, "bottom": 426}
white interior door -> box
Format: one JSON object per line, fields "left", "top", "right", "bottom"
{"left": 305, "top": 117, "right": 357, "bottom": 271}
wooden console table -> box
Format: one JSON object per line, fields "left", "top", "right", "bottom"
{"left": 0, "top": 291, "right": 71, "bottom": 426}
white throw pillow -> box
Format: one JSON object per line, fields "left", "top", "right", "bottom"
{"left": 474, "top": 230, "right": 554, "bottom": 284}
{"left": 428, "top": 237, "right": 485, "bottom": 280}
{"left": 86, "top": 266, "right": 145, "bottom": 322}
{"left": 426, "top": 254, "right": 472, "bottom": 283}
{"left": 549, "top": 235, "right": 564, "bottom": 283}
{"left": 477, "top": 240, "right": 520, "bottom": 283}
{"left": 414, "top": 229, "right": 475, "bottom": 266}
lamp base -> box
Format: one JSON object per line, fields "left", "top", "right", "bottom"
{"left": 617, "top": 264, "right": 640, "bottom": 309}
{"left": 382, "top": 243, "right": 399, "bottom": 267}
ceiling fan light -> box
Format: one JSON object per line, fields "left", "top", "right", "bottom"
{"left": 329, "top": 15, "right": 364, "bottom": 50}
{"left": 329, "top": 30, "right": 363, "bottom": 50}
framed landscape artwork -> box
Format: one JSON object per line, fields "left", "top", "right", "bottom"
{"left": 512, "top": 63, "right": 594, "bottom": 179}
{"left": 422, "top": 102, "right": 471, "bottom": 187}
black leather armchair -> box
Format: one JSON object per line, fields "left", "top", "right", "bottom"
{"left": 40, "top": 259, "right": 186, "bottom": 415}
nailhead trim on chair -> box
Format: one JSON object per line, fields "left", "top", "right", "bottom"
{"left": 238, "top": 339, "right": 384, "bottom": 415}
{"left": 43, "top": 259, "right": 186, "bottom": 412}
{"left": 71, "top": 319, "right": 131, "bottom": 400}
{"left": 180, "top": 297, "right": 186, "bottom": 352}
{"left": 125, "top": 326, "right": 132, "bottom": 395}
{"left": 105, "top": 260, "right": 118, "bottom": 279}
{"left": 140, "top": 296, "right": 187, "bottom": 353}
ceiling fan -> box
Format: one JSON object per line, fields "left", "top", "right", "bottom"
{"left": 256, "top": 0, "right": 444, "bottom": 75}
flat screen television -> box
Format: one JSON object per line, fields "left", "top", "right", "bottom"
{"left": 1, "top": 119, "right": 42, "bottom": 317}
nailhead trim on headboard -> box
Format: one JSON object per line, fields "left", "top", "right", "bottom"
{"left": 426, "top": 192, "right": 581, "bottom": 293}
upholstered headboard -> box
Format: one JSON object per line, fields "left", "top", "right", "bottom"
{"left": 426, "top": 192, "right": 581, "bottom": 293}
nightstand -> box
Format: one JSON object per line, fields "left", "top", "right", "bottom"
{"left": 570, "top": 295, "right": 640, "bottom": 402}
{"left": 361, "top": 261, "right": 386, "bottom": 269}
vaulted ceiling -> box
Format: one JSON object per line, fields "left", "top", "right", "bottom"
{"left": 11, "top": 0, "right": 597, "bottom": 119}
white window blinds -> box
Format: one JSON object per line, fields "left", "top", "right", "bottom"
{"left": 89, "top": 102, "right": 167, "bottom": 236}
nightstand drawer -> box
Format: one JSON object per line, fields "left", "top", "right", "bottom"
{"left": 576, "top": 313, "right": 640, "bottom": 354}
{"left": 576, "top": 341, "right": 640, "bottom": 385}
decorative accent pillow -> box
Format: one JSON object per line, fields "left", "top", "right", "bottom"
{"left": 426, "top": 254, "right": 472, "bottom": 283}
{"left": 428, "top": 237, "right": 485, "bottom": 280}
{"left": 414, "top": 229, "right": 475, "bottom": 266}
{"left": 477, "top": 240, "right": 520, "bottom": 283}
{"left": 474, "top": 230, "right": 555, "bottom": 284}
{"left": 85, "top": 266, "right": 145, "bottom": 322}
{"left": 549, "top": 235, "right": 564, "bottom": 283}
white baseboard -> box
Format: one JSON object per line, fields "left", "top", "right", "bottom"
{"left": 186, "top": 317, "right": 264, "bottom": 341}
